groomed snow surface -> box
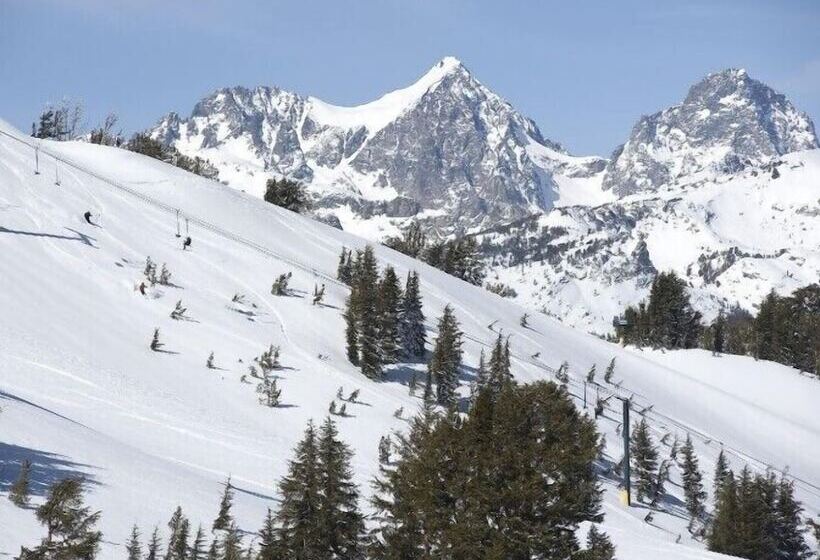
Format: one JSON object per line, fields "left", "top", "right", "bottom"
{"left": 1, "top": 120, "right": 818, "bottom": 559}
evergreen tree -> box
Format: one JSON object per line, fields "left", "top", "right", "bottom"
{"left": 712, "top": 311, "right": 726, "bottom": 354}
{"left": 263, "top": 178, "right": 309, "bottom": 213}
{"left": 428, "top": 305, "right": 463, "bottom": 406}
{"left": 576, "top": 525, "right": 616, "bottom": 560}
{"left": 398, "top": 271, "right": 426, "bottom": 359}
{"left": 150, "top": 328, "right": 164, "bottom": 351}
{"left": 271, "top": 273, "right": 292, "bottom": 296}
{"left": 377, "top": 266, "right": 403, "bottom": 364}
{"left": 485, "top": 334, "right": 513, "bottom": 397}
{"left": 147, "top": 526, "right": 162, "bottom": 560}
{"left": 165, "top": 506, "right": 190, "bottom": 560}
{"left": 556, "top": 361, "right": 570, "bottom": 384}
{"left": 355, "top": 247, "right": 383, "bottom": 380}
{"left": 422, "top": 370, "right": 434, "bottom": 404}
{"left": 125, "top": 525, "right": 142, "bottom": 560}
{"left": 9, "top": 458, "right": 31, "bottom": 507}
{"left": 276, "top": 421, "right": 322, "bottom": 559}
{"left": 170, "top": 300, "right": 188, "bottom": 321}
{"left": 219, "top": 523, "right": 243, "bottom": 560}
{"left": 587, "top": 364, "right": 597, "bottom": 384}
{"left": 20, "top": 478, "right": 101, "bottom": 560}
{"left": 344, "top": 295, "right": 360, "bottom": 366}
{"left": 370, "top": 382, "right": 603, "bottom": 559}
{"left": 604, "top": 358, "right": 616, "bottom": 384}
{"left": 774, "top": 478, "right": 810, "bottom": 560}
{"left": 630, "top": 419, "right": 659, "bottom": 502}
{"left": 713, "top": 449, "right": 730, "bottom": 500}
{"left": 337, "top": 248, "right": 353, "bottom": 285}
{"left": 680, "top": 435, "right": 706, "bottom": 528}
{"left": 473, "top": 349, "right": 489, "bottom": 399}
{"left": 159, "top": 263, "right": 172, "bottom": 286}
{"left": 188, "top": 526, "right": 207, "bottom": 560}
{"left": 316, "top": 417, "right": 364, "bottom": 559}
{"left": 256, "top": 374, "right": 281, "bottom": 407}
{"left": 256, "top": 509, "right": 277, "bottom": 560}
{"left": 212, "top": 477, "right": 235, "bottom": 532}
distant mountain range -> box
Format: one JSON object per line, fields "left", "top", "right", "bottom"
{"left": 149, "top": 58, "right": 819, "bottom": 332}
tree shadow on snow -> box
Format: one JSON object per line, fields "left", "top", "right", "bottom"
{"left": 0, "top": 226, "right": 97, "bottom": 248}
{"left": 0, "top": 442, "right": 100, "bottom": 503}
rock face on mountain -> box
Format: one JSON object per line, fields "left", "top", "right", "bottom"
{"left": 603, "top": 68, "right": 818, "bottom": 197}
{"left": 150, "top": 62, "right": 818, "bottom": 335}
{"left": 149, "top": 57, "right": 604, "bottom": 236}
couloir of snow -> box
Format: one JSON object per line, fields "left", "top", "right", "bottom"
{"left": 1, "top": 119, "right": 817, "bottom": 559}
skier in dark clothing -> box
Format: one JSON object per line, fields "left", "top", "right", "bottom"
{"left": 182, "top": 236, "right": 192, "bottom": 250}
{"left": 83, "top": 211, "right": 94, "bottom": 225}
{"left": 138, "top": 281, "right": 147, "bottom": 295}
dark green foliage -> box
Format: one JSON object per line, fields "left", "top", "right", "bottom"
{"left": 370, "top": 381, "right": 603, "bottom": 559}
{"left": 485, "top": 334, "right": 513, "bottom": 397}
{"left": 219, "top": 523, "right": 243, "bottom": 560}
{"left": 616, "top": 271, "right": 702, "bottom": 349}
{"left": 680, "top": 435, "right": 706, "bottom": 527}
{"left": 713, "top": 449, "right": 731, "bottom": 500}
{"left": 276, "top": 421, "right": 322, "bottom": 557}
{"left": 32, "top": 100, "right": 83, "bottom": 140}
{"left": 712, "top": 311, "right": 726, "bottom": 354}
{"left": 428, "top": 305, "right": 463, "bottom": 406}
{"left": 709, "top": 468, "right": 810, "bottom": 560}
{"left": 344, "top": 296, "right": 360, "bottom": 366}
{"left": 385, "top": 225, "right": 485, "bottom": 286}
{"left": 212, "top": 476, "right": 235, "bottom": 532}
{"left": 256, "top": 510, "right": 277, "bottom": 560}
{"left": 9, "top": 458, "right": 31, "bottom": 507}
{"left": 276, "top": 419, "right": 364, "bottom": 559}
{"left": 19, "top": 478, "right": 102, "bottom": 560}
{"left": 336, "top": 248, "right": 354, "bottom": 285}
{"left": 753, "top": 285, "right": 819, "bottom": 375}
{"left": 165, "top": 506, "right": 190, "bottom": 560}
{"left": 398, "top": 271, "right": 426, "bottom": 359}
{"left": 316, "top": 418, "right": 365, "bottom": 559}
{"left": 263, "top": 178, "right": 309, "bottom": 213}
{"left": 127, "top": 133, "right": 219, "bottom": 179}
{"left": 576, "top": 525, "right": 616, "bottom": 560}
{"left": 377, "top": 266, "right": 403, "bottom": 364}
{"left": 630, "top": 419, "right": 658, "bottom": 502}
{"left": 603, "top": 358, "right": 616, "bottom": 384}
{"left": 384, "top": 222, "right": 427, "bottom": 259}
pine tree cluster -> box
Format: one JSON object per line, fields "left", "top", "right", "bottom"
{"left": 616, "top": 271, "right": 703, "bottom": 349}
{"left": 709, "top": 468, "right": 810, "bottom": 560}
{"left": 371, "top": 381, "right": 607, "bottom": 558}
{"left": 342, "top": 246, "right": 426, "bottom": 379}
{"left": 384, "top": 223, "right": 486, "bottom": 286}
{"left": 263, "top": 178, "right": 310, "bottom": 213}
{"left": 427, "top": 305, "right": 464, "bottom": 406}
{"left": 127, "top": 133, "right": 219, "bottom": 180}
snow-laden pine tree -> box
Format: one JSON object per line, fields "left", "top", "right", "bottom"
{"left": 377, "top": 266, "right": 403, "bottom": 364}
{"left": 428, "top": 305, "right": 463, "bottom": 407}
{"left": 398, "top": 271, "right": 426, "bottom": 359}
{"left": 188, "top": 526, "right": 207, "bottom": 560}
{"left": 165, "top": 506, "right": 190, "bottom": 560}
{"left": 604, "top": 358, "right": 616, "bottom": 384}
{"left": 680, "top": 435, "right": 706, "bottom": 529}
{"left": 486, "top": 334, "right": 513, "bottom": 397}
{"left": 126, "top": 525, "right": 142, "bottom": 560}
{"left": 630, "top": 418, "right": 659, "bottom": 502}
{"left": 257, "top": 375, "right": 281, "bottom": 407}
{"left": 576, "top": 525, "right": 616, "bottom": 560}
{"left": 146, "top": 526, "right": 161, "bottom": 560}
{"left": 212, "top": 476, "right": 235, "bottom": 532}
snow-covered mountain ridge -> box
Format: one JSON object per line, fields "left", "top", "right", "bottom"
{"left": 149, "top": 61, "right": 818, "bottom": 335}
{"left": 1, "top": 120, "right": 819, "bottom": 558}
{"left": 149, "top": 57, "right": 606, "bottom": 237}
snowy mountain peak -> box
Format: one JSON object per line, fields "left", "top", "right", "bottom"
{"left": 603, "top": 68, "right": 818, "bottom": 196}
{"left": 148, "top": 57, "right": 602, "bottom": 237}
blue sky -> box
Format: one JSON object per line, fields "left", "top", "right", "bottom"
{"left": 1, "top": 0, "right": 819, "bottom": 155}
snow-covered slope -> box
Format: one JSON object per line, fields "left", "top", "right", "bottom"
{"left": 1, "top": 120, "right": 818, "bottom": 558}
{"left": 149, "top": 57, "right": 605, "bottom": 238}
{"left": 481, "top": 150, "right": 820, "bottom": 333}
